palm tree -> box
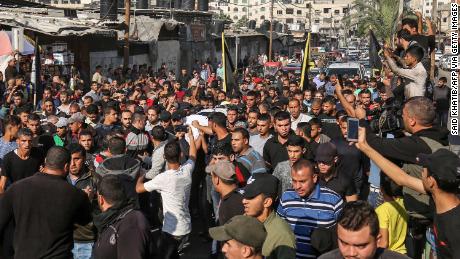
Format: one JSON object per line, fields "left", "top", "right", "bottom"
{"left": 344, "top": 0, "right": 400, "bottom": 43}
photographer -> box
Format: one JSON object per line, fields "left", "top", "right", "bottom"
{"left": 355, "top": 96, "right": 449, "bottom": 258}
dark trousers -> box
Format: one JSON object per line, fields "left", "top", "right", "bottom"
{"left": 405, "top": 218, "right": 428, "bottom": 259}
{"left": 435, "top": 110, "right": 448, "bottom": 128}
{"left": 158, "top": 232, "right": 184, "bottom": 259}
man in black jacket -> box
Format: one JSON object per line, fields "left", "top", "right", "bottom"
{"left": 356, "top": 96, "right": 449, "bottom": 258}
{"left": 0, "top": 146, "right": 92, "bottom": 259}
{"left": 93, "top": 175, "right": 151, "bottom": 259}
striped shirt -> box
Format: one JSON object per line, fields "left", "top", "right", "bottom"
{"left": 277, "top": 184, "right": 344, "bottom": 259}
{"left": 235, "top": 147, "right": 267, "bottom": 175}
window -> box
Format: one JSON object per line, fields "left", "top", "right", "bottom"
{"left": 426, "top": 10, "right": 429, "bottom": 13}
{"left": 314, "top": 19, "right": 320, "bottom": 24}
{"left": 443, "top": 17, "right": 447, "bottom": 22}
{"left": 323, "top": 8, "right": 330, "bottom": 13}
{"left": 261, "top": 7, "right": 265, "bottom": 11}
{"left": 286, "top": 8, "right": 294, "bottom": 14}
{"left": 242, "top": 7, "right": 247, "bottom": 11}
{"left": 261, "top": 0, "right": 266, "bottom": 3}
{"left": 234, "top": 15, "right": 239, "bottom": 20}
{"left": 334, "top": 9, "right": 339, "bottom": 14}
{"left": 233, "top": 7, "right": 239, "bottom": 12}
{"left": 234, "top": 0, "right": 238, "bottom": 3}
{"left": 277, "top": 10, "right": 283, "bottom": 15}
{"left": 297, "top": 10, "right": 302, "bottom": 15}
{"left": 286, "top": 18, "right": 294, "bottom": 23}
{"left": 242, "top": 0, "right": 247, "bottom": 3}
{"left": 260, "top": 15, "right": 265, "bottom": 19}
{"left": 426, "top": 2, "right": 429, "bottom": 5}
{"left": 343, "top": 8, "right": 348, "bottom": 13}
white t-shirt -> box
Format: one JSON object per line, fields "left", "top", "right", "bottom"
{"left": 144, "top": 159, "right": 195, "bottom": 236}
{"left": 291, "top": 113, "right": 312, "bottom": 131}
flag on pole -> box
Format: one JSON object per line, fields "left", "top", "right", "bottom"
{"left": 369, "top": 30, "right": 383, "bottom": 73}
{"left": 300, "top": 32, "right": 311, "bottom": 90}
{"left": 221, "top": 32, "right": 236, "bottom": 93}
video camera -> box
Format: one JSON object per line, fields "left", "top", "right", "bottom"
{"left": 369, "top": 98, "right": 404, "bottom": 134}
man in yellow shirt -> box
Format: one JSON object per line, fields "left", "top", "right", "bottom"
{"left": 375, "top": 176, "right": 408, "bottom": 254}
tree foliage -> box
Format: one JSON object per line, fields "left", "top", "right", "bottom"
{"left": 343, "top": 0, "right": 399, "bottom": 42}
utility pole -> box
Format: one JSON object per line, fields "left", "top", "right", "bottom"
{"left": 430, "top": 0, "right": 438, "bottom": 80}
{"left": 268, "top": 0, "right": 274, "bottom": 62}
{"left": 124, "top": 0, "right": 131, "bottom": 69}
{"left": 307, "top": 1, "right": 311, "bottom": 31}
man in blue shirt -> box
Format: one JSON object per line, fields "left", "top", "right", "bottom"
{"left": 277, "top": 159, "right": 343, "bottom": 258}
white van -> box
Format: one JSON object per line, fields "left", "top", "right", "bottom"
{"left": 326, "top": 62, "right": 365, "bottom": 79}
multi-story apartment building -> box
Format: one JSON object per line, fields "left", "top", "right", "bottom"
{"left": 210, "top": 0, "right": 354, "bottom": 35}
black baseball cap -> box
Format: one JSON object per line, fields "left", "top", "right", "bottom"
{"left": 315, "top": 142, "right": 338, "bottom": 163}
{"left": 242, "top": 173, "right": 279, "bottom": 199}
{"left": 417, "top": 149, "right": 460, "bottom": 183}
{"left": 159, "top": 111, "right": 171, "bottom": 121}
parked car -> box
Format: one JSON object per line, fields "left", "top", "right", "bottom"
{"left": 440, "top": 54, "right": 455, "bottom": 70}
{"left": 326, "top": 62, "right": 365, "bottom": 79}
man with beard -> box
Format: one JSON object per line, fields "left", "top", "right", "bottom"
{"left": 120, "top": 110, "right": 132, "bottom": 134}
{"left": 247, "top": 109, "right": 259, "bottom": 136}
{"left": 315, "top": 142, "right": 358, "bottom": 202}
{"left": 242, "top": 173, "right": 296, "bottom": 259}
{"left": 331, "top": 116, "right": 369, "bottom": 199}
{"left": 145, "top": 106, "right": 160, "bottom": 132}
{"left": 93, "top": 175, "right": 151, "bottom": 258}
{"left": 317, "top": 96, "right": 341, "bottom": 139}
{"left": 66, "top": 144, "right": 97, "bottom": 259}
{"left": 309, "top": 98, "right": 322, "bottom": 117}
{"left": 263, "top": 111, "right": 295, "bottom": 171}
{"left": 289, "top": 99, "right": 312, "bottom": 131}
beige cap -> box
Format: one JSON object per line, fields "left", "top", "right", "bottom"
{"left": 205, "top": 160, "right": 235, "bottom": 181}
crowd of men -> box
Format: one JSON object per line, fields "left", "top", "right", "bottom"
{"left": 0, "top": 11, "right": 458, "bottom": 259}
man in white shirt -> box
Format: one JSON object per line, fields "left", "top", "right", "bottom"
{"left": 384, "top": 44, "right": 427, "bottom": 99}
{"left": 289, "top": 99, "right": 312, "bottom": 131}
{"left": 136, "top": 129, "right": 197, "bottom": 259}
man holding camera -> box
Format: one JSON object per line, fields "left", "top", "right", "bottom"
{"left": 356, "top": 96, "right": 449, "bottom": 258}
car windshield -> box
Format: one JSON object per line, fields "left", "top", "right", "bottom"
{"left": 327, "top": 68, "right": 359, "bottom": 76}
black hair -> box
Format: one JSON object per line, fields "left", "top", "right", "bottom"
{"left": 164, "top": 141, "right": 181, "bottom": 164}
{"left": 67, "top": 143, "right": 87, "bottom": 157}
{"left": 233, "top": 127, "right": 250, "bottom": 140}
{"left": 358, "top": 89, "right": 372, "bottom": 96}
{"left": 17, "top": 127, "right": 33, "bottom": 138}
{"left": 402, "top": 18, "right": 418, "bottom": 30}
{"left": 211, "top": 143, "right": 233, "bottom": 157}
{"left": 45, "top": 146, "right": 71, "bottom": 170}
{"left": 274, "top": 111, "right": 291, "bottom": 122}
{"left": 98, "top": 174, "right": 127, "bottom": 207}
{"left": 79, "top": 129, "right": 93, "bottom": 138}
{"left": 338, "top": 201, "right": 379, "bottom": 238}
{"left": 210, "top": 112, "right": 227, "bottom": 129}
{"left": 380, "top": 175, "right": 403, "bottom": 197}
{"left": 3, "top": 115, "right": 21, "bottom": 134}
{"left": 86, "top": 104, "right": 99, "bottom": 115}
{"left": 405, "top": 45, "right": 425, "bottom": 62}
{"left": 151, "top": 125, "right": 167, "bottom": 141}
{"left": 322, "top": 95, "right": 336, "bottom": 105}
{"left": 308, "top": 117, "right": 322, "bottom": 127}
{"left": 27, "top": 113, "right": 40, "bottom": 122}
{"left": 397, "top": 28, "right": 412, "bottom": 41}
{"left": 108, "top": 136, "right": 126, "bottom": 155}
{"left": 286, "top": 135, "right": 306, "bottom": 148}
{"left": 258, "top": 113, "right": 271, "bottom": 122}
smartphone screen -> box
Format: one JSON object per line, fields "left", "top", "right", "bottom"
{"left": 347, "top": 118, "right": 359, "bottom": 142}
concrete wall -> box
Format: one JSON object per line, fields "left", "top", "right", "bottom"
{"left": 157, "top": 40, "right": 181, "bottom": 74}
{"left": 89, "top": 50, "right": 152, "bottom": 74}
